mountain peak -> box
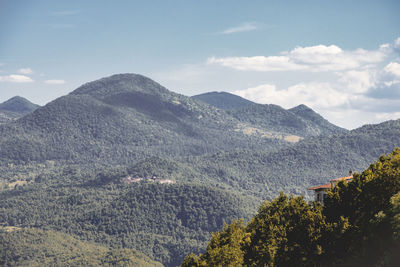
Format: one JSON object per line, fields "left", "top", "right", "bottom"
{"left": 0, "top": 96, "right": 40, "bottom": 114}
{"left": 289, "top": 104, "right": 312, "bottom": 112}
{"left": 70, "top": 73, "right": 169, "bottom": 99}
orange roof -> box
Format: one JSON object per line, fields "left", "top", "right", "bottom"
{"left": 308, "top": 183, "right": 331, "bottom": 190}
{"left": 330, "top": 175, "right": 353, "bottom": 183}
{"left": 308, "top": 174, "right": 354, "bottom": 191}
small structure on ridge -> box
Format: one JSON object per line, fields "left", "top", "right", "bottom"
{"left": 308, "top": 171, "right": 353, "bottom": 205}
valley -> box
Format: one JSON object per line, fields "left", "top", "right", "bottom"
{"left": 1, "top": 74, "right": 400, "bottom": 266}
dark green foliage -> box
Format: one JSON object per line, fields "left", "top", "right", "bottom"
{"left": 183, "top": 149, "right": 400, "bottom": 267}
{"left": 192, "top": 91, "right": 254, "bottom": 110}
{"left": 244, "top": 194, "right": 330, "bottom": 267}
{"left": 0, "top": 228, "right": 163, "bottom": 267}
{"left": 323, "top": 148, "right": 400, "bottom": 266}
{"left": 182, "top": 220, "right": 250, "bottom": 267}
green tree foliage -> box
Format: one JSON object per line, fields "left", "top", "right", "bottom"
{"left": 244, "top": 194, "right": 330, "bottom": 267}
{"left": 182, "top": 148, "right": 400, "bottom": 267}
{"left": 182, "top": 220, "right": 250, "bottom": 267}
{"left": 323, "top": 148, "right": 400, "bottom": 266}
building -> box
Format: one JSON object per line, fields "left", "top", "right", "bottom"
{"left": 308, "top": 171, "right": 353, "bottom": 205}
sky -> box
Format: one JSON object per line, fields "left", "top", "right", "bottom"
{"left": 0, "top": 0, "right": 400, "bottom": 129}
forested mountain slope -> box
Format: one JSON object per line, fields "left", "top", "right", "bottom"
{"left": 195, "top": 119, "right": 400, "bottom": 198}
{"left": 0, "top": 74, "right": 293, "bottom": 165}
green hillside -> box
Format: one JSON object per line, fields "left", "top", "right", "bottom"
{"left": 0, "top": 175, "right": 256, "bottom": 266}
{"left": 194, "top": 119, "right": 400, "bottom": 199}
{"left": 0, "top": 228, "right": 163, "bottom": 267}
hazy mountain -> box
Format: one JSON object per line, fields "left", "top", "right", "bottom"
{"left": 0, "top": 96, "right": 40, "bottom": 124}
{"left": 227, "top": 103, "right": 346, "bottom": 138}
{"left": 0, "top": 96, "right": 40, "bottom": 115}
{"left": 289, "top": 104, "right": 346, "bottom": 134}
{"left": 193, "top": 91, "right": 346, "bottom": 137}
{"left": 192, "top": 91, "right": 254, "bottom": 110}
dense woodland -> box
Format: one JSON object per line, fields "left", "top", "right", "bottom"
{"left": 182, "top": 148, "right": 400, "bottom": 266}
{"left": 1, "top": 74, "right": 400, "bottom": 266}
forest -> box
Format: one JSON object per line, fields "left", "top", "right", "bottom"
{"left": 182, "top": 148, "right": 400, "bottom": 266}
{"left": 1, "top": 74, "right": 400, "bottom": 266}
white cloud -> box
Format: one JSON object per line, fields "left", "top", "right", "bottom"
{"left": 394, "top": 37, "right": 400, "bottom": 49}
{"left": 220, "top": 22, "right": 258, "bottom": 35}
{"left": 337, "top": 70, "right": 376, "bottom": 94}
{"left": 384, "top": 62, "right": 400, "bottom": 77}
{"left": 18, "top": 68, "right": 33, "bottom": 75}
{"left": 0, "top": 74, "right": 34, "bottom": 83}
{"left": 44, "top": 79, "right": 66, "bottom": 84}
{"left": 157, "top": 37, "right": 400, "bottom": 129}
{"left": 207, "top": 56, "right": 305, "bottom": 71}
{"left": 232, "top": 82, "right": 348, "bottom": 109}
{"left": 208, "top": 44, "right": 387, "bottom": 72}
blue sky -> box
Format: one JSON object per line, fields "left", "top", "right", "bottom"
{"left": 1, "top": 0, "right": 400, "bottom": 129}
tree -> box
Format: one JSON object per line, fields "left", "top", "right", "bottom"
{"left": 244, "top": 193, "right": 329, "bottom": 267}
{"left": 324, "top": 148, "right": 400, "bottom": 266}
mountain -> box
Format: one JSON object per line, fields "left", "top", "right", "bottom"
{"left": 192, "top": 91, "right": 346, "bottom": 137}
{"left": 227, "top": 103, "right": 347, "bottom": 138}
{"left": 0, "top": 96, "right": 40, "bottom": 124}
{"left": 0, "top": 74, "right": 291, "bottom": 165}
{"left": 0, "top": 228, "right": 163, "bottom": 267}
{"left": 0, "top": 96, "right": 40, "bottom": 115}
{"left": 196, "top": 119, "right": 400, "bottom": 198}
{"left": 289, "top": 104, "right": 346, "bottom": 134}
{"left": 192, "top": 91, "right": 254, "bottom": 110}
